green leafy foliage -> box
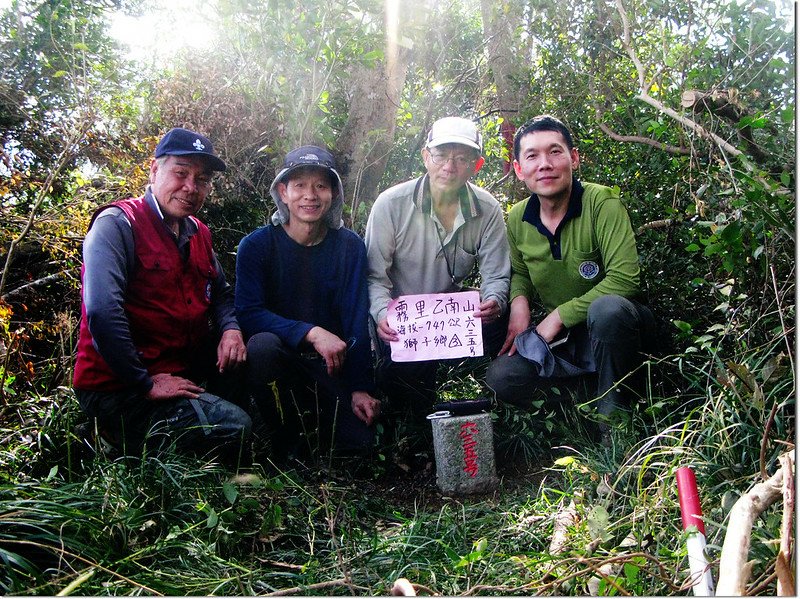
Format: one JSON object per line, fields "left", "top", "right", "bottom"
{"left": 0, "top": 0, "right": 794, "bottom": 595}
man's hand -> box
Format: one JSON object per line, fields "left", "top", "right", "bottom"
{"left": 146, "top": 372, "right": 204, "bottom": 401}
{"left": 498, "top": 296, "right": 531, "bottom": 356}
{"left": 305, "top": 326, "right": 347, "bottom": 376}
{"left": 217, "top": 329, "right": 247, "bottom": 373}
{"left": 376, "top": 317, "right": 399, "bottom": 343}
{"left": 473, "top": 298, "right": 501, "bottom": 321}
{"left": 351, "top": 391, "right": 381, "bottom": 426}
{"left": 535, "top": 309, "right": 564, "bottom": 344}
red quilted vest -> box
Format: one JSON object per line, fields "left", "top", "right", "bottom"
{"left": 73, "top": 197, "right": 217, "bottom": 391}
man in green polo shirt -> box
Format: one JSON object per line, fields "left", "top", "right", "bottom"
{"left": 486, "top": 115, "right": 656, "bottom": 431}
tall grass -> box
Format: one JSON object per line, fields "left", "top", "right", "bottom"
{"left": 0, "top": 271, "right": 794, "bottom": 595}
{"left": 2, "top": 332, "right": 791, "bottom": 596}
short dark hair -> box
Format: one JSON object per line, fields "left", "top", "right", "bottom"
{"left": 513, "top": 115, "right": 575, "bottom": 160}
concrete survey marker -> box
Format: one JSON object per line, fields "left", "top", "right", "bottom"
{"left": 429, "top": 411, "right": 498, "bottom": 494}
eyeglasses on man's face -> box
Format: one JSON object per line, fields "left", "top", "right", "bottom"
{"left": 427, "top": 149, "right": 478, "bottom": 167}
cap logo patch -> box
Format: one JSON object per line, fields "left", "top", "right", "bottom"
{"left": 579, "top": 260, "right": 600, "bottom": 279}
{"left": 193, "top": 139, "right": 205, "bottom": 151}
{"left": 300, "top": 153, "right": 320, "bottom": 161}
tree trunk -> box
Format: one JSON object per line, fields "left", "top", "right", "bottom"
{"left": 480, "top": 0, "right": 525, "bottom": 174}
{"left": 336, "top": 45, "right": 410, "bottom": 229}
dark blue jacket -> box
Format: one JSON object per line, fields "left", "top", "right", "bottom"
{"left": 235, "top": 224, "right": 375, "bottom": 394}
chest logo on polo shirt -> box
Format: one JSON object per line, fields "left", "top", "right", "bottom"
{"left": 579, "top": 260, "right": 600, "bottom": 279}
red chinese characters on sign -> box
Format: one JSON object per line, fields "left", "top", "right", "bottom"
{"left": 460, "top": 421, "right": 480, "bottom": 477}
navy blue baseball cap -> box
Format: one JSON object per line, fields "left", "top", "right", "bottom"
{"left": 154, "top": 127, "right": 227, "bottom": 172}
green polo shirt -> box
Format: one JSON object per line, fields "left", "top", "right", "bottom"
{"left": 507, "top": 179, "right": 641, "bottom": 328}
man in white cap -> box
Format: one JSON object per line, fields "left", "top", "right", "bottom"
{"left": 235, "top": 145, "right": 380, "bottom": 460}
{"left": 365, "top": 117, "right": 510, "bottom": 419}
{"left": 73, "top": 127, "right": 251, "bottom": 463}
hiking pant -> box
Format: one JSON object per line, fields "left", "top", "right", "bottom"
{"left": 375, "top": 310, "right": 509, "bottom": 418}
{"left": 75, "top": 387, "right": 252, "bottom": 463}
{"left": 245, "top": 332, "right": 374, "bottom": 455}
{"left": 486, "top": 295, "right": 656, "bottom": 417}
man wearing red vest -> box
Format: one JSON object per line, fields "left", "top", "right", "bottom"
{"left": 73, "top": 128, "right": 251, "bottom": 462}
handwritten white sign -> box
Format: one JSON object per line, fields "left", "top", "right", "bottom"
{"left": 387, "top": 290, "right": 483, "bottom": 362}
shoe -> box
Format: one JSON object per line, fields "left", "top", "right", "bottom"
{"left": 598, "top": 424, "right": 613, "bottom": 448}
{"left": 75, "top": 421, "right": 117, "bottom": 457}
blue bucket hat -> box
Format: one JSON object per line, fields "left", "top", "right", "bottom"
{"left": 155, "top": 127, "right": 227, "bottom": 172}
{"left": 269, "top": 145, "right": 344, "bottom": 229}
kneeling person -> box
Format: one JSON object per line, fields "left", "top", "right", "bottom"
{"left": 365, "top": 117, "right": 510, "bottom": 418}
{"left": 73, "top": 128, "right": 252, "bottom": 462}
{"left": 235, "top": 146, "right": 380, "bottom": 457}
{"left": 487, "top": 115, "right": 656, "bottom": 428}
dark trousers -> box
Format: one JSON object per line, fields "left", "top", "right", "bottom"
{"left": 75, "top": 387, "right": 252, "bottom": 462}
{"left": 486, "top": 295, "right": 657, "bottom": 418}
{"left": 75, "top": 336, "right": 252, "bottom": 463}
{"left": 246, "top": 332, "right": 374, "bottom": 455}
{"left": 375, "top": 310, "right": 509, "bottom": 418}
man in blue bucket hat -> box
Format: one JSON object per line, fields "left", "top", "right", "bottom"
{"left": 235, "top": 145, "right": 380, "bottom": 460}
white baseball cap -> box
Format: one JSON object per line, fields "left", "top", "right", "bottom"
{"left": 426, "top": 117, "right": 482, "bottom": 152}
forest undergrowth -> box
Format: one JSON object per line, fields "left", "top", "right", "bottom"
{"left": 0, "top": 284, "right": 793, "bottom": 595}
{"left": 0, "top": 0, "right": 795, "bottom": 594}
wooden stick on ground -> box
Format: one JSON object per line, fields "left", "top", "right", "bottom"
{"left": 549, "top": 497, "right": 580, "bottom": 554}
{"left": 777, "top": 452, "right": 796, "bottom": 596}
{"left": 716, "top": 452, "right": 794, "bottom": 595}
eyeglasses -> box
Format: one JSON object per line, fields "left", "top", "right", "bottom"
{"left": 427, "top": 150, "right": 477, "bottom": 167}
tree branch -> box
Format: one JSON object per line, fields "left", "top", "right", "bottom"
{"left": 549, "top": 495, "right": 581, "bottom": 554}
{"left": 634, "top": 91, "right": 743, "bottom": 157}
{"left": 717, "top": 451, "right": 794, "bottom": 595}
{"left": 263, "top": 578, "right": 368, "bottom": 596}
{"left": 597, "top": 121, "right": 690, "bottom": 155}
{"left": 484, "top": 170, "right": 512, "bottom": 193}
{"left": 636, "top": 219, "right": 677, "bottom": 234}
{"left": 588, "top": 69, "right": 689, "bottom": 157}
{"left": 614, "top": 0, "right": 792, "bottom": 199}
{"left": 0, "top": 123, "right": 87, "bottom": 297}
{"left": 615, "top": 0, "right": 646, "bottom": 91}
{"left": 1, "top": 270, "right": 71, "bottom": 301}
{"left": 615, "top": 0, "right": 741, "bottom": 158}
